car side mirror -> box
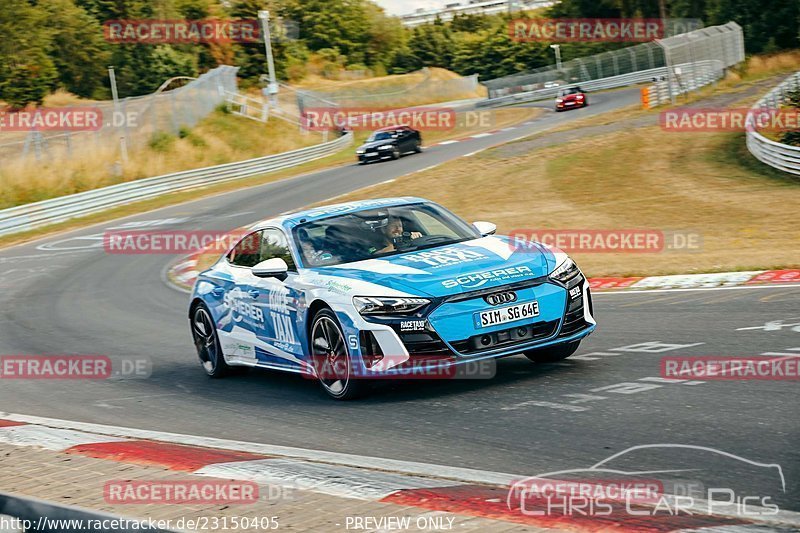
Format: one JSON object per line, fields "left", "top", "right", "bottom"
{"left": 252, "top": 258, "right": 288, "bottom": 280}
{"left": 473, "top": 221, "right": 497, "bottom": 236}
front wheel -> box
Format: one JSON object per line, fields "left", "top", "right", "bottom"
{"left": 310, "top": 309, "right": 365, "bottom": 400}
{"left": 191, "top": 303, "right": 230, "bottom": 377}
{"left": 524, "top": 340, "right": 581, "bottom": 363}
{"left": 391, "top": 147, "right": 400, "bottom": 160}
{"left": 414, "top": 141, "right": 422, "bottom": 153}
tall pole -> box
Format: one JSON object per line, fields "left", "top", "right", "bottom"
{"left": 258, "top": 10, "right": 278, "bottom": 108}
{"left": 550, "top": 44, "right": 562, "bottom": 72}
{"left": 108, "top": 66, "right": 128, "bottom": 165}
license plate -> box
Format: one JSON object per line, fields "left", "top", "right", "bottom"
{"left": 476, "top": 301, "right": 539, "bottom": 328}
{"left": 566, "top": 101, "right": 575, "bottom": 105}
{"left": 365, "top": 152, "right": 378, "bottom": 156}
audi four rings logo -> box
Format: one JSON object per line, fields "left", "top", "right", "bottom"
{"left": 484, "top": 291, "right": 517, "bottom": 306}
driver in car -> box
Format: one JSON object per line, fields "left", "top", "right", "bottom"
{"left": 375, "top": 215, "right": 422, "bottom": 254}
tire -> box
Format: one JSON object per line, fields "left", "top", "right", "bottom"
{"left": 310, "top": 309, "right": 365, "bottom": 400}
{"left": 414, "top": 141, "right": 422, "bottom": 153}
{"left": 190, "top": 302, "right": 230, "bottom": 378}
{"left": 391, "top": 147, "right": 400, "bottom": 160}
{"left": 523, "top": 340, "right": 581, "bottom": 363}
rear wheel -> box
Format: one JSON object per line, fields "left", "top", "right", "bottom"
{"left": 191, "top": 303, "right": 230, "bottom": 377}
{"left": 524, "top": 340, "right": 581, "bottom": 363}
{"left": 391, "top": 147, "right": 400, "bottom": 160}
{"left": 414, "top": 141, "right": 422, "bottom": 153}
{"left": 310, "top": 309, "right": 365, "bottom": 400}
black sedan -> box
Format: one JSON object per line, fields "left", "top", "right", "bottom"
{"left": 356, "top": 126, "right": 422, "bottom": 164}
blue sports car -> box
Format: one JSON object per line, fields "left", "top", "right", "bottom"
{"left": 189, "top": 197, "right": 596, "bottom": 399}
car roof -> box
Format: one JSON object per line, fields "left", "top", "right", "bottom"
{"left": 374, "top": 125, "right": 409, "bottom": 132}
{"left": 250, "top": 197, "right": 429, "bottom": 232}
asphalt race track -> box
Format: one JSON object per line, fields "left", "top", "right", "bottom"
{"left": 0, "top": 87, "right": 797, "bottom": 511}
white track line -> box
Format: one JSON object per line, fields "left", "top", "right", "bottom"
{"left": 595, "top": 283, "right": 800, "bottom": 295}
{"left": 0, "top": 412, "right": 516, "bottom": 486}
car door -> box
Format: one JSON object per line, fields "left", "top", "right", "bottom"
{"left": 398, "top": 128, "right": 414, "bottom": 152}
{"left": 246, "top": 228, "right": 306, "bottom": 370}
{"left": 220, "top": 230, "right": 267, "bottom": 364}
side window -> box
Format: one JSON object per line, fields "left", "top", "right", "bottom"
{"left": 261, "top": 229, "right": 297, "bottom": 271}
{"left": 228, "top": 231, "right": 263, "bottom": 267}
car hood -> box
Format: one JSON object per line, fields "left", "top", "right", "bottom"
{"left": 308, "top": 236, "right": 565, "bottom": 298}
{"left": 559, "top": 93, "right": 581, "bottom": 101}
{"left": 358, "top": 139, "right": 395, "bottom": 151}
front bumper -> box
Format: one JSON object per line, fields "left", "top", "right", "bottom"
{"left": 354, "top": 275, "right": 595, "bottom": 376}
{"left": 357, "top": 150, "right": 394, "bottom": 163}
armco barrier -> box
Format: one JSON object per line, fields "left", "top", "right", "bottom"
{"left": 0, "top": 133, "right": 353, "bottom": 237}
{"left": 480, "top": 60, "right": 723, "bottom": 107}
{"left": 0, "top": 491, "right": 174, "bottom": 532}
{"left": 745, "top": 71, "right": 800, "bottom": 176}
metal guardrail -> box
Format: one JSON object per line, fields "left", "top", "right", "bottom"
{"left": 478, "top": 60, "right": 723, "bottom": 106}
{"left": 0, "top": 491, "right": 174, "bottom": 532}
{"left": 745, "top": 71, "right": 800, "bottom": 176}
{"left": 0, "top": 133, "right": 353, "bottom": 237}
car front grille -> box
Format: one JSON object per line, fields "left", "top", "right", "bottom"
{"left": 559, "top": 290, "right": 590, "bottom": 337}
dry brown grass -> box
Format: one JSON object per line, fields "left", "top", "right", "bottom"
{"left": 0, "top": 113, "right": 324, "bottom": 209}
{"left": 326, "top": 125, "right": 799, "bottom": 277}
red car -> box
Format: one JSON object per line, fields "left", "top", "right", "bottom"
{"left": 555, "top": 87, "right": 588, "bottom": 111}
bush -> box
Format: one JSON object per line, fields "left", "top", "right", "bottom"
{"left": 148, "top": 132, "right": 176, "bottom": 152}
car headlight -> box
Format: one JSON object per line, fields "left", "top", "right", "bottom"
{"left": 377, "top": 145, "right": 393, "bottom": 150}
{"left": 556, "top": 98, "right": 563, "bottom": 103}
{"left": 549, "top": 258, "right": 580, "bottom": 283}
{"left": 356, "top": 149, "right": 365, "bottom": 154}
{"left": 353, "top": 296, "right": 431, "bottom": 315}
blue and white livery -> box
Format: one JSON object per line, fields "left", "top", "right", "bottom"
{"left": 189, "top": 197, "right": 595, "bottom": 399}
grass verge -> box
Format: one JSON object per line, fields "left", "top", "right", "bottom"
{"left": 0, "top": 107, "right": 540, "bottom": 251}
{"left": 325, "top": 119, "right": 799, "bottom": 277}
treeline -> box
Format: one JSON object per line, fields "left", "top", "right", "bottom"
{"left": 1, "top": 0, "right": 797, "bottom": 108}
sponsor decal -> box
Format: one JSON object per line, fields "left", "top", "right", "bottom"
{"left": 661, "top": 356, "right": 800, "bottom": 380}
{"left": 268, "top": 286, "right": 297, "bottom": 347}
{"left": 324, "top": 279, "right": 352, "bottom": 295}
{"left": 569, "top": 286, "right": 581, "bottom": 300}
{"left": 104, "top": 480, "right": 259, "bottom": 504}
{"left": 302, "top": 107, "right": 455, "bottom": 131}
{"left": 405, "top": 248, "right": 487, "bottom": 268}
{"left": 442, "top": 266, "right": 533, "bottom": 289}
{"left": 223, "top": 288, "right": 265, "bottom": 325}
{"left": 510, "top": 18, "right": 664, "bottom": 42}
{"left": 399, "top": 320, "right": 426, "bottom": 332}
{"left": 103, "top": 19, "right": 260, "bottom": 44}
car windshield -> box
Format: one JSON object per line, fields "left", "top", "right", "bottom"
{"left": 367, "top": 131, "right": 395, "bottom": 142}
{"left": 559, "top": 87, "right": 582, "bottom": 96}
{"left": 292, "top": 202, "right": 480, "bottom": 267}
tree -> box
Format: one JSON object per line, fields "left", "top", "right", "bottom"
{"left": 43, "top": 0, "right": 111, "bottom": 99}
{"left": 0, "top": 0, "right": 58, "bottom": 108}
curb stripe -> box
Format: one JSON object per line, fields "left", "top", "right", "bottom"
{"left": 382, "top": 486, "right": 753, "bottom": 532}
{"left": 66, "top": 440, "right": 271, "bottom": 472}
{"left": 0, "top": 419, "right": 26, "bottom": 428}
